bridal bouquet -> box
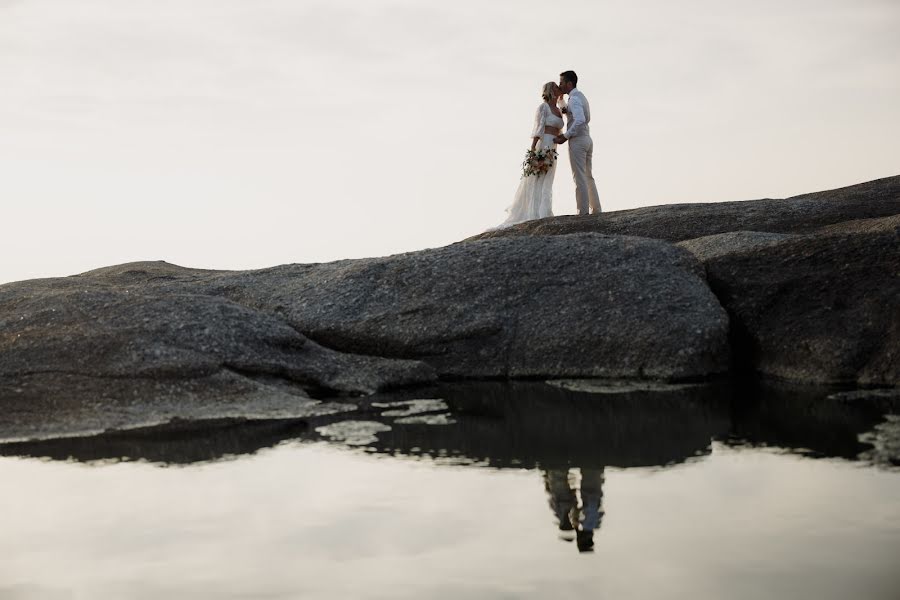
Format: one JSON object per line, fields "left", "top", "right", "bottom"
{"left": 522, "top": 148, "right": 558, "bottom": 178}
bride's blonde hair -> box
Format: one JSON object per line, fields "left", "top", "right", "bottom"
{"left": 541, "top": 81, "right": 556, "bottom": 103}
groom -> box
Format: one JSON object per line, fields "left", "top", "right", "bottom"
{"left": 554, "top": 70, "right": 601, "bottom": 215}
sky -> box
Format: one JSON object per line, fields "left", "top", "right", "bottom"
{"left": 1, "top": 0, "right": 899, "bottom": 284}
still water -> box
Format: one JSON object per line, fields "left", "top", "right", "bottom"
{"left": 1, "top": 381, "right": 898, "bottom": 599}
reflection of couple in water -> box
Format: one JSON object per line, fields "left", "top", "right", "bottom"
{"left": 543, "top": 467, "right": 605, "bottom": 553}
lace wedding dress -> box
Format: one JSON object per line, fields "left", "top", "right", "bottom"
{"left": 495, "top": 100, "right": 566, "bottom": 229}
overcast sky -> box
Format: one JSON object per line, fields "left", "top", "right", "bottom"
{"left": 1, "top": 0, "right": 898, "bottom": 284}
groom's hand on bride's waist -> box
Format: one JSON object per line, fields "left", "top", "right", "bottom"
{"left": 554, "top": 135, "right": 568, "bottom": 144}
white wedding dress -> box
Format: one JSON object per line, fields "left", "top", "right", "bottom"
{"left": 495, "top": 101, "right": 566, "bottom": 229}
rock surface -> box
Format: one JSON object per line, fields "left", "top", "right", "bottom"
{"left": 677, "top": 231, "right": 794, "bottom": 262}
{"left": 467, "top": 175, "right": 900, "bottom": 243}
{"left": 0, "top": 285, "right": 432, "bottom": 392}
{"left": 1, "top": 175, "right": 899, "bottom": 442}
{"left": 1, "top": 234, "right": 731, "bottom": 385}
{"left": 205, "top": 234, "right": 730, "bottom": 380}
{"left": 704, "top": 223, "right": 899, "bottom": 385}
{"left": 0, "top": 268, "right": 427, "bottom": 440}
{"left": 0, "top": 371, "right": 354, "bottom": 442}
{"left": 473, "top": 177, "right": 899, "bottom": 386}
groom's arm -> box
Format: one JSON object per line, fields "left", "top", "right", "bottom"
{"left": 564, "top": 95, "right": 587, "bottom": 139}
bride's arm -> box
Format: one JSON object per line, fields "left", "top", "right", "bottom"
{"left": 530, "top": 103, "right": 548, "bottom": 150}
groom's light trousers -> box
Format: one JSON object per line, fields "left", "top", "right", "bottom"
{"left": 568, "top": 135, "right": 601, "bottom": 215}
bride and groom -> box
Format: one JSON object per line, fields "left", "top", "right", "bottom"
{"left": 497, "top": 70, "right": 601, "bottom": 229}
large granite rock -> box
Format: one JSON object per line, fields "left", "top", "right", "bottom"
{"left": 2, "top": 175, "right": 897, "bottom": 443}
{"left": 207, "top": 234, "right": 730, "bottom": 380}
{"left": 0, "top": 233, "right": 730, "bottom": 435}
{"left": 677, "top": 231, "right": 794, "bottom": 263}
{"left": 0, "top": 277, "right": 436, "bottom": 400}
{"left": 812, "top": 213, "right": 900, "bottom": 236}
{"left": 468, "top": 175, "right": 900, "bottom": 243}
{"left": 704, "top": 221, "right": 899, "bottom": 386}
{"left": 677, "top": 216, "right": 900, "bottom": 264}
{"left": 49, "top": 234, "right": 731, "bottom": 381}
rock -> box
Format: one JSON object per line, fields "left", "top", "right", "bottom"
{"left": 677, "top": 231, "right": 794, "bottom": 262}
{"left": 811, "top": 213, "right": 900, "bottom": 236}
{"left": 0, "top": 233, "right": 730, "bottom": 401}
{"left": 0, "top": 371, "right": 355, "bottom": 443}
{"left": 199, "top": 233, "right": 731, "bottom": 380}
{"left": 0, "top": 278, "right": 436, "bottom": 400}
{"left": 545, "top": 379, "right": 708, "bottom": 395}
{"left": 467, "top": 174, "right": 900, "bottom": 243}
{"left": 704, "top": 223, "right": 899, "bottom": 385}
{"left": 3, "top": 173, "right": 897, "bottom": 439}
{"left": 828, "top": 388, "right": 900, "bottom": 408}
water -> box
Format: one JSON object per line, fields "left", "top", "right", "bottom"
{"left": 1, "top": 381, "right": 898, "bottom": 599}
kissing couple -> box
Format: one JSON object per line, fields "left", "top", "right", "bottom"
{"left": 495, "top": 70, "right": 601, "bottom": 229}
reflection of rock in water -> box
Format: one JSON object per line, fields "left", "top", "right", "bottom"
{"left": 859, "top": 415, "right": 900, "bottom": 469}
{"left": 315, "top": 421, "right": 392, "bottom": 446}
{"left": 725, "top": 382, "right": 900, "bottom": 460}
{"left": 3, "top": 380, "right": 896, "bottom": 471}
{"left": 0, "top": 418, "right": 310, "bottom": 465}
{"left": 0, "top": 381, "right": 731, "bottom": 469}
{"left": 360, "top": 381, "right": 732, "bottom": 469}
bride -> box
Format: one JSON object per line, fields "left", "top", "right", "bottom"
{"left": 495, "top": 81, "right": 566, "bottom": 228}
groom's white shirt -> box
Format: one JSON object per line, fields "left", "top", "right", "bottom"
{"left": 563, "top": 88, "right": 591, "bottom": 139}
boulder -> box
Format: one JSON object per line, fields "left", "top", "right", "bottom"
{"left": 0, "top": 278, "right": 436, "bottom": 399}
{"left": 468, "top": 175, "right": 900, "bottom": 243}
{"left": 704, "top": 223, "right": 899, "bottom": 385}
{"left": 811, "top": 213, "right": 900, "bottom": 236}
{"left": 198, "top": 233, "right": 731, "bottom": 380}
{"left": 0, "top": 234, "right": 731, "bottom": 391}
{"left": 677, "top": 231, "right": 794, "bottom": 262}
{"left": 4, "top": 173, "right": 897, "bottom": 443}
